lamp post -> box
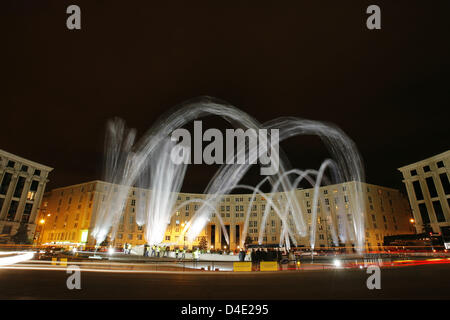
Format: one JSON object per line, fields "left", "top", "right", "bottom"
{"left": 181, "top": 223, "right": 186, "bottom": 249}
{"left": 409, "top": 218, "right": 416, "bottom": 233}
{"left": 37, "top": 218, "right": 46, "bottom": 247}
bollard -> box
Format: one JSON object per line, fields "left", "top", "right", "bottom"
{"left": 260, "top": 261, "right": 278, "bottom": 271}
{"left": 233, "top": 262, "right": 252, "bottom": 272}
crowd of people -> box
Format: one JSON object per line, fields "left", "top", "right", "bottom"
{"left": 122, "top": 243, "right": 303, "bottom": 265}
{"left": 247, "top": 248, "right": 290, "bottom": 263}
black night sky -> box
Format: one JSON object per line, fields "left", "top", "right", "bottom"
{"left": 2, "top": 1, "right": 449, "bottom": 193}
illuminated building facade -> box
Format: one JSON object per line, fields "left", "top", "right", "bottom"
{"left": 37, "top": 179, "right": 414, "bottom": 251}
{"left": 0, "top": 149, "right": 53, "bottom": 241}
{"left": 398, "top": 150, "right": 450, "bottom": 235}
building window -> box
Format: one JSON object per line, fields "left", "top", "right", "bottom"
{"left": 2, "top": 225, "right": 12, "bottom": 234}
{"left": 425, "top": 177, "right": 438, "bottom": 198}
{"left": 7, "top": 200, "right": 19, "bottom": 221}
{"left": 432, "top": 201, "right": 446, "bottom": 223}
{"left": 423, "top": 165, "right": 431, "bottom": 172}
{"left": 418, "top": 203, "right": 430, "bottom": 224}
{"left": 20, "top": 165, "right": 28, "bottom": 172}
{"left": 410, "top": 169, "right": 417, "bottom": 176}
{"left": 13, "top": 176, "right": 26, "bottom": 198}
{"left": 412, "top": 181, "right": 424, "bottom": 201}
{"left": 27, "top": 181, "right": 39, "bottom": 201}
{"left": 437, "top": 161, "right": 445, "bottom": 168}
{"left": 0, "top": 172, "right": 12, "bottom": 195}
{"left": 439, "top": 173, "right": 450, "bottom": 195}
{"left": 21, "top": 203, "right": 33, "bottom": 223}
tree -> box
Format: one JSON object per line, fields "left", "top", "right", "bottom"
{"left": 198, "top": 236, "right": 208, "bottom": 251}
{"left": 244, "top": 235, "right": 252, "bottom": 248}
{"left": 11, "top": 223, "right": 31, "bottom": 244}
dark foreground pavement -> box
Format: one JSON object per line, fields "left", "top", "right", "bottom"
{"left": 1, "top": 264, "right": 449, "bottom": 299}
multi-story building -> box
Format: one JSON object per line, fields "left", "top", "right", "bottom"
{"left": 0, "top": 149, "right": 53, "bottom": 241}
{"left": 398, "top": 150, "right": 450, "bottom": 235}
{"left": 37, "top": 180, "right": 414, "bottom": 251}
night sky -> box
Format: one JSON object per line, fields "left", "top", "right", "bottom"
{"left": 2, "top": 1, "right": 449, "bottom": 193}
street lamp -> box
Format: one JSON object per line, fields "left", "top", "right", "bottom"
{"left": 409, "top": 218, "right": 416, "bottom": 233}
{"left": 37, "top": 219, "right": 46, "bottom": 246}
{"left": 181, "top": 223, "right": 186, "bottom": 249}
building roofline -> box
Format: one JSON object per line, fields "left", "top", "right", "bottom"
{"left": 0, "top": 149, "right": 53, "bottom": 172}
{"left": 50, "top": 180, "right": 104, "bottom": 191}
{"left": 397, "top": 150, "right": 450, "bottom": 171}
{"left": 48, "top": 179, "right": 401, "bottom": 195}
